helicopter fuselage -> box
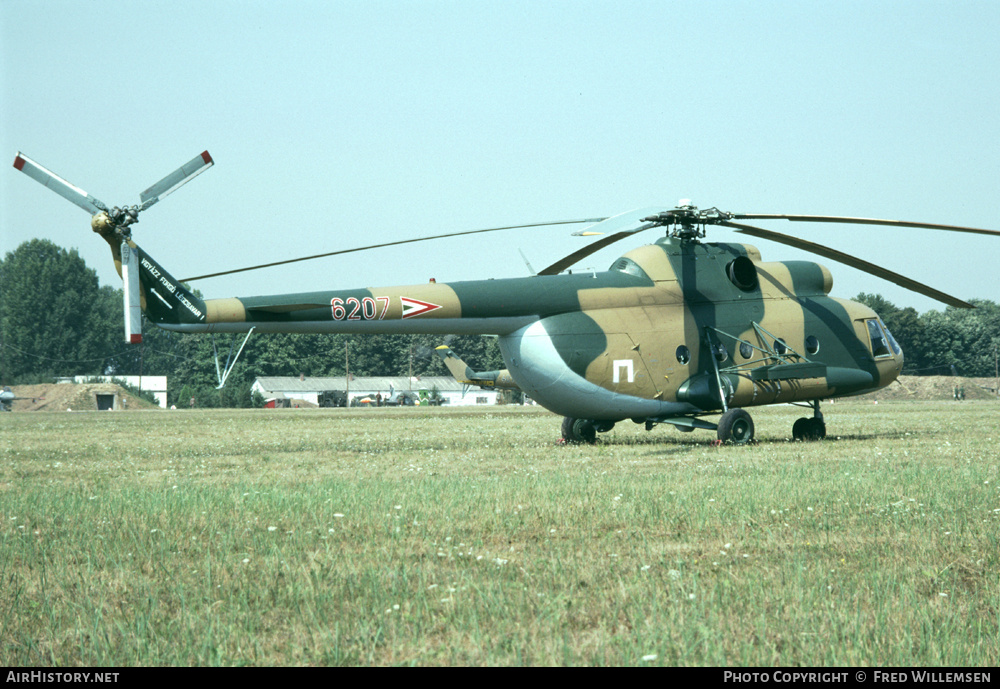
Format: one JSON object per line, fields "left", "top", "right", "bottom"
{"left": 136, "top": 234, "right": 903, "bottom": 422}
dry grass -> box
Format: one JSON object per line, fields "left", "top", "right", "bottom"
{"left": 2, "top": 401, "right": 998, "bottom": 665}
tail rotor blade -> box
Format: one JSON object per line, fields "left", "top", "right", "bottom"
{"left": 12, "top": 153, "right": 108, "bottom": 215}
{"left": 138, "top": 151, "right": 214, "bottom": 211}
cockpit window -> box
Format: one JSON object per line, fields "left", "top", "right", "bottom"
{"left": 880, "top": 318, "right": 901, "bottom": 354}
{"left": 866, "top": 319, "right": 893, "bottom": 358}
{"left": 609, "top": 257, "right": 650, "bottom": 280}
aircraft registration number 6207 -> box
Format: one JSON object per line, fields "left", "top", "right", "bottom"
{"left": 330, "top": 296, "right": 390, "bottom": 321}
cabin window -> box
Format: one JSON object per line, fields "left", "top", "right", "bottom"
{"left": 739, "top": 341, "right": 754, "bottom": 360}
{"left": 866, "top": 319, "right": 892, "bottom": 358}
{"left": 676, "top": 345, "right": 690, "bottom": 365}
{"left": 713, "top": 343, "right": 729, "bottom": 362}
{"left": 774, "top": 338, "right": 788, "bottom": 355}
{"left": 805, "top": 335, "right": 820, "bottom": 355}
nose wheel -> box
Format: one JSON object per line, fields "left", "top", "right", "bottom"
{"left": 792, "top": 417, "right": 826, "bottom": 441}
{"left": 792, "top": 400, "right": 826, "bottom": 441}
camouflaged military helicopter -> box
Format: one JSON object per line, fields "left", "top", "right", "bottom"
{"left": 14, "top": 150, "right": 1000, "bottom": 444}
{"left": 0, "top": 386, "right": 39, "bottom": 412}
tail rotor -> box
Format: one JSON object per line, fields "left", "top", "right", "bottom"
{"left": 13, "top": 150, "right": 214, "bottom": 342}
{"left": 13, "top": 149, "right": 213, "bottom": 237}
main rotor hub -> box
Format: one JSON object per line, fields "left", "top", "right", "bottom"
{"left": 642, "top": 202, "right": 734, "bottom": 241}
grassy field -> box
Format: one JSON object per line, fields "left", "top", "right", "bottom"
{"left": 2, "top": 401, "right": 998, "bottom": 666}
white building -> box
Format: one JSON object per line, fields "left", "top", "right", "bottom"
{"left": 251, "top": 375, "right": 500, "bottom": 407}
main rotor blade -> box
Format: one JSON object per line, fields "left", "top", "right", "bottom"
{"left": 138, "top": 151, "right": 214, "bottom": 211}
{"left": 539, "top": 225, "right": 657, "bottom": 275}
{"left": 13, "top": 153, "right": 109, "bottom": 215}
{"left": 538, "top": 207, "right": 667, "bottom": 275}
{"left": 180, "top": 217, "right": 607, "bottom": 282}
{"left": 567, "top": 206, "right": 667, "bottom": 237}
{"left": 730, "top": 213, "right": 1000, "bottom": 238}
{"left": 721, "top": 220, "right": 975, "bottom": 309}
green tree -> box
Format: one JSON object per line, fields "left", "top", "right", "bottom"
{"left": 854, "top": 292, "right": 899, "bottom": 322}
{"left": 857, "top": 293, "right": 1000, "bottom": 377}
{"left": 0, "top": 239, "right": 120, "bottom": 382}
{"left": 920, "top": 300, "right": 1000, "bottom": 377}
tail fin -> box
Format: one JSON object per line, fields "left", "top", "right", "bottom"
{"left": 129, "top": 242, "right": 208, "bottom": 328}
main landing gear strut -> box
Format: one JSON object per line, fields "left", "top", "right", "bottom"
{"left": 561, "top": 399, "right": 827, "bottom": 445}
{"left": 792, "top": 400, "right": 826, "bottom": 441}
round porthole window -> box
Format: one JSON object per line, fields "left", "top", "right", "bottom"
{"left": 726, "top": 256, "right": 758, "bottom": 291}
{"left": 805, "top": 335, "right": 820, "bottom": 355}
{"left": 774, "top": 338, "right": 788, "bottom": 355}
{"left": 739, "top": 341, "right": 754, "bottom": 360}
{"left": 676, "top": 345, "right": 690, "bottom": 364}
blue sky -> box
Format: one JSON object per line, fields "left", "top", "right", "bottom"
{"left": 3, "top": 0, "right": 998, "bottom": 313}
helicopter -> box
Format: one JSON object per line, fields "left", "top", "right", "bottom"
{"left": 0, "top": 386, "right": 39, "bottom": 412}
{"left": 435, "top": 344, "right": 520, "bottom": 391}
{"left": 13, "top": 150, "right": 1000, "bottom": 443}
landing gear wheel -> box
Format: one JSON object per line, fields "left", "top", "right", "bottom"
{"left": 793, "top": 417, "right": 809, "bottom": 441}
{"left": 717, "top": 408, "right": 754, "bottom": 445}
{"left": 793, "top": 417, "right": 826, "bottom": 441}
{"left": 807, "top": 417, "right": 826, "bottom": 440}
{"left": 561, "top": 417, "right": 597, "bottom": 444}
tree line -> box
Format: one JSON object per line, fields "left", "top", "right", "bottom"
{"left": 2, "top": 239, "right": 998, "bottom": 406}
{"left": 853, "top": 293, "right": 1000, "bottom": 379}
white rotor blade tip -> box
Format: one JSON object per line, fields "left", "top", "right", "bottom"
{"left": 13, "top": 152, "right": 108, "bottom": 215}
{"left": 138, "top": 150, "right": 214, "bottom": 209}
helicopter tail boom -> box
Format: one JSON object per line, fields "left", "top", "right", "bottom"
{"left": 158, "top": 268, "right": 653, "bottom": 336}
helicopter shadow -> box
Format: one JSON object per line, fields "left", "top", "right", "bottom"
{"left": 586, "top": 428, "right": 917, "bottom": 456}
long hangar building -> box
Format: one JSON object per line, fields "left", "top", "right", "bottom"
{"left": 252, "top": 375, "right": 501, "bottom": 407}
